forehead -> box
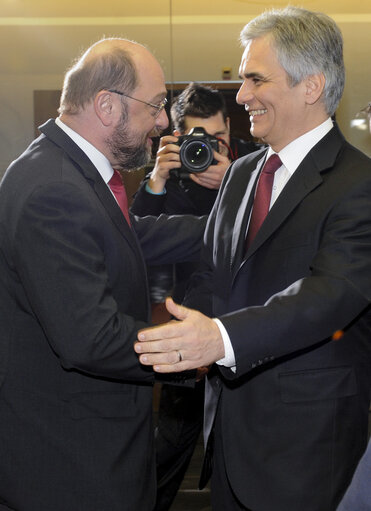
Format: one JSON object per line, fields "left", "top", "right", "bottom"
{"left": 239, "top": 35, "right": 281, "bottom": 75}
{"left": 133, "top": 50, "right": 167, "bottom": 99}
{"left": 184, "top": 112, "right": 228, "bottom": 134}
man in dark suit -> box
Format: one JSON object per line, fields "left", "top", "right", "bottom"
{"left": 0, "top": 38, "right": 205, "bottom": 511}
{"left": 135, "top": 7, "right": 371, "bottom": 511}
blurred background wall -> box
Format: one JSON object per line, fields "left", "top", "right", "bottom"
{"left": 1, "top": 0, "right": 370, "bottom": 177}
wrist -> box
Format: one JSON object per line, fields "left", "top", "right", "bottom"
{"left": 147, "top": 176, "right": 166, "bottom": 195}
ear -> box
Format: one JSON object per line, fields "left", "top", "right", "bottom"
{"left": 225, "top": 116, "right": 231, "bottom": 133}
{"left": 304, "top": 73, "right": 326, "bottom": 105}
{"left": 94, "top": 90, "right": 116, "bottom": 127}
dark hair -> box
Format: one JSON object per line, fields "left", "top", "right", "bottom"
{"left": 170, "top": 82, "right": 228, "bottom": 133}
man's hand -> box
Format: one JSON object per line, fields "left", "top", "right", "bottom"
{"left": 147, "top": 135, "right": 181, "bottom": 194}
{"left": 134, "top": 297, "right": 225, "bottom": 373}
{"left": 190, "top": 149, "right": 230, "bottom": 189}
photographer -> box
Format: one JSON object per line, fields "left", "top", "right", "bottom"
{"left": 131, "top": 82, "right": 262, "bottom": 511}
{"left": 132, "top": 81, "right": 260, "bottom": 211}
{"left": 132, "top": 82, "right": 261, "bottom": 299}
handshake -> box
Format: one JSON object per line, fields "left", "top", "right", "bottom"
{"left": 134, "top": 297, "right": 225, "bottom": 373}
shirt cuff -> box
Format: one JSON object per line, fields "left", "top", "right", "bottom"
{"left": 213, "top": 318, "right": 236, "bottom": 371}
{"left": 145, "top": 182, "right": 166, "bottom": 195}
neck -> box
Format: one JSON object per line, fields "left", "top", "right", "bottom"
{"left": 59, "top": 113, "right": 110, "bottom": 160}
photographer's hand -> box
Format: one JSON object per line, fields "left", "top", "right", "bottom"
{"left": 147, "top": 135, "right": 181, "bottom": 194}
{"left": 190, "top": 150, "right": 231, "bottom": 190}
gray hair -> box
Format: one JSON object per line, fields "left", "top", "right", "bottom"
{"left": 59, "top": 38, "right": 138, "bottom": 115}
{"left": 240, "top": 6, "right": 345, "bottom": 116}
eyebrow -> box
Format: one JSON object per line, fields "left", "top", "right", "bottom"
{"left": 239, "top": 72, "right": 266, "bottom": 81}
{"left": 151, "top": 91, "right": 168, "bottom": 103}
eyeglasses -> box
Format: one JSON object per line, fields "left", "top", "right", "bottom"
{"left": 108, "top": 89, "right": 168, "bottom": 118}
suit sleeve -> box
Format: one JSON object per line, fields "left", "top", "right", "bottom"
{"left": 183, "top": 154, "right": 371, "bottom": 379}
{"left": 133, "top": 213, "right": 207, "bottom": 266}
{"left": 130, "top": 178, "right": 166, "bottom": 216}
{"left": 219, "top": 174, "right": 371, "bottom": 379}
{"left": 183, "top": 177, "right": 226, "bottom": 317}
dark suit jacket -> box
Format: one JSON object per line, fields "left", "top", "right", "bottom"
{"left": 0, "top": 120, "right": 204, "bottom": 511}
{"left": 184, "top": 124, "right": 371, "bottom": 511}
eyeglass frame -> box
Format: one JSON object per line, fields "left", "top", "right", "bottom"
{"left": 108, "top": 89, "right": 168, "bottom": 118}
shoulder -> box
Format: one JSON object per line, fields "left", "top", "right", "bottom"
{"left": 1, "top": 133, "right": 64, "bottom": 197}
{"left": 340, "top": 140, "right": 371, "bottom": 170}
{"left": 313, "top": 124, "right": 370, "bottom": 174}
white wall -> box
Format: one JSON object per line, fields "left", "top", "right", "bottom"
{"left": 0, "top": 74, "right": 62, "bottom": 174}
{"left": 1, "top": 8, "right": 370, "bottom": 177}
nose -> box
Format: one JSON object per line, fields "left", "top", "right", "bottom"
{"left": 156, "top": 108, "right": 169, "bottom": 130}
{"left": 236, "top": 81, "right": 254, "bottom": 106}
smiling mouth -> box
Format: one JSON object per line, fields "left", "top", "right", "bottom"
{"left": 249, "top": 109, "right": 268, "bottom": 118}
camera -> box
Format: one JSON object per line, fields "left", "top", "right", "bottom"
{"left": 176, "top": 127, "right": 219, "bottom": 174}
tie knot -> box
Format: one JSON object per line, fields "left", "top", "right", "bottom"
{"left": 109, "top": 169, "right": 123, "bottom": 187}
{"left": 262, "top": 154, "right": 282, "bottom": 175}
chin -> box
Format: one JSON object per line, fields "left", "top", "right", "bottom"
{"left": 250, "top": 126, "right": 261, "bottom": 140}
{"left": 251, "top": 123, "right": 269, "bottom": 141}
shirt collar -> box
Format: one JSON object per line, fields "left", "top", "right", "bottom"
{"left": 55, "top": 117, "right": 114, "bottom": 184}
{"left": 267, "top": 117, "right": 334, "bottom": 176}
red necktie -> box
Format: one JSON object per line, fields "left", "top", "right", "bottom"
{"left": 108, "top": 170, "right": 131, "bottom": 226}
{"left": 246, "top": 154, "right": 282, "bottom": 248}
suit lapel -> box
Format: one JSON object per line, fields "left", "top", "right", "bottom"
{"left": 235, "top": 125, "right": 344, "bottom": 267}
{"left": 230, "top": 153, "right": 265, "bottom": 271}
{"left": 39, "top": 119, "right": 142, "bottom": 255}
{"left": 92, "top": 176, "right": 140, "bottom": 248}
{"left": 244, "top": 154, "right": 323, "bottom": 259}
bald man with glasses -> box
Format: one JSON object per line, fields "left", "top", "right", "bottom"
{"left": 0, "top": 38, "right": 205, "bottom": 511}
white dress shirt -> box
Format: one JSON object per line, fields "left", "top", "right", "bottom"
{"left": 55, "top": 117, "right": 114, "bottom": 185}
{"left": 216, "top": 117, "right": 334, "bottom": 370}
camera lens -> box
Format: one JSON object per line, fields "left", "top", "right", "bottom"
{"left": 180, "top": 140, "right": 214, "bottom": 173}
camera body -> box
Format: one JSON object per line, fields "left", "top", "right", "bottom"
{"left": 176, "top": 127, "right": 219, "bottom": 174}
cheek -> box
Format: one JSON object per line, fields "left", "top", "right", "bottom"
{"left": 143, "top": 118, "right": 157, "bottom": 135}
{"left": 132, "top": 117, "right": 154, "bottom": 139}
